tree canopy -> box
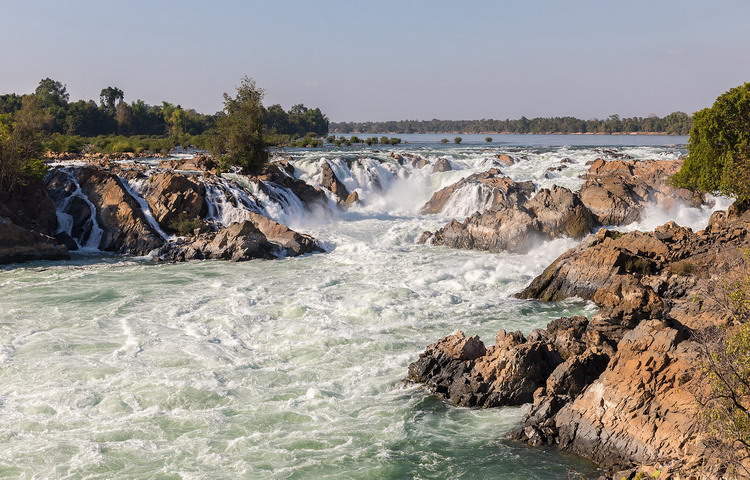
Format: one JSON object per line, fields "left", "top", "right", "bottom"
{"left": 210, "top": 77, "right": 268, "bottom": 174}
{"left": 673, "top": 83, "right": 750, "bottom": 200}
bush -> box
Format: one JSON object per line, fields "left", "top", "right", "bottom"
{"left": 168, "top": 213, "right": 203, "bottom": 236}
{"left": 440, "top": 138, "right": 449, "bottom": 144}
{"left": 389, "top": 137, "right": 401, "bottom": 145}
{"left": 454, "top": 137, "right": 462, "bottom": 144}
{"left": 485, "top": 137, "right": 492, "bottom": 143}
{"left": 673, "top": 83, "right": 750, "bottom": 200}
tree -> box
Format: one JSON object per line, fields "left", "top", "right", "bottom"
{"left": 454, "top": 136, "right": 462, "bottom": 144}
{"left": 441, "top": 138, "right": 449, "bottom": 143}
{"left": 673, "top": 83, "right": 750, "bottom": 200}
{"left": 99, "top": 86, "right": 124, "bottom": 113}
{"left": 0, "top": 97, "right": 50, "bottom": 191}
{"left": 34, "top": 78, "right": 69, "bottom": 108}
{"left": 485, "top": 137, "right": 492, "bottom": 142}
{"left": 696, "top": 252, "right": 750, "bottom": 476}
{"left": 115, "top": 101, "right": 134, "bottom": 134}
{"left": 210, "top": 76, "right": 268, "bottom": 174}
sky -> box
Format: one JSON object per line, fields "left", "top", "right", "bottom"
{"left": 3, "top": 0, "right": 749, "bottom": 122}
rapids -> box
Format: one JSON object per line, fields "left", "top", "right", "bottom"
{"left": 0, "top": 138, "right": 724, "bottom": 479}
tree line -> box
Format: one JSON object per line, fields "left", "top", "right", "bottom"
{"left": 0, "top": 78, "right": 329, "bottom": 140}
{"left": 331, "top": 113, "right": 693, "bottom": 135}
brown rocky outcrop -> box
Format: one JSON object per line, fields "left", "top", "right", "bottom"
{"left": 143, "top": 172, "right": 207, "bottom": 232}
{"left": 579, "top": 158, "right": 704, "bottom": 225}
{"left": 46, "top": 167, "right": 165, "bottom": 255}
{"left": 419, "top": 169, "right": 535, "bottom": 215}
{"left": 156, "top": 214, "right": 321, "bottom": 262}
{"left": 256, "top": 162, "right": 330, "bottom": 210}
{"left": 496, "top": 154, "right": 516, "bottom": 166}
{"left": 319, "top": 162, "right": 351, "bottom": 204}
{"left": 411, "top": 203, "right": 750, "bottom": 478}
{"left": 407, "top": 330, "right": 560, "bottom": 407}
{"left": 0, "top": 179, "right": 58, "bottom": 236}
{"left": 0, "top": 217, "right": 69, "bottom": 264}
{"left": 419, "top": 186, "right": 597, "bottom": 253}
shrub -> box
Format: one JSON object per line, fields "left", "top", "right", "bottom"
{"left": 168, "top": 213, "right": 203, "bottom": 236}
{"left": 485, "top": 137, "right": 492, "bottom": 143}
{"left": 389, "top": 137, "right": 401, "bottom": 145}
{"left": 454, "top": 137, "right": 462, "bottom": 144}
{"left": 673, "top": 83, "right": 750, "bottom": 200}
{"left": 440, "top": 138, "right": 449, "bottom": 144}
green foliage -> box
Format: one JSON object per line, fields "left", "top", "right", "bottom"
{"left": 2, "top": 77, "right": 328, "bottom": 144}
{"left": 388, "top": 137, "right": 401, "bottom": 145}
{"left": 440, "top": 138, "right": 449, "bottom": 144}
{"left": 0, "top": 97, "right": 49, "bottom": 191}
{"left": 210, "top": 77, "right": 268, "bottom": 174}
{"left": 673, "top": 83, "right": 750, "bottom": 200}
{"left": 168, "top": 213, "right": 204, "bottom": 236}
{"left": 454, "top": 137, "right": 462, "bottom": 144}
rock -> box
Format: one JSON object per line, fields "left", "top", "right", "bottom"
{"left": 47, "top": 167, "right": 165, "bottom": 255}
{"left": 156, "top": 213, "right": 321, "bottom": 262}
{"left": 419, "top": 169, "right": 535, "bottom": 215}
{"left": 432, "top": 158, "right": 452, "bottom": 173}
{"left": 554, "top": 320, "right": 700, "bottom": 471}
{"left": 0, "top": 217, "right": 69, "bottom": 264}
{"left": 245, "top": 212, "right": 322, "bottom": 256}
{"left": 0, "top": 179, "right": 58, "bottom": 236}
{"left": 143, "top": 172, "right": 206, "bottom": 232}
{"left": 343, "top": 191, "right": 359, "bottom": 206}
{"left": 156, "top": 220, "right": 276, "bottom": 262}
{"left": 496, "top": 154, "right": 516, "bottom": 166}
{"left": 319, "top": 161, "right": 351, "bottom": 203}
{"left": 579, "top": 158, "right": 704, "bottom": 225}
{"left": 525, "top": 186, "right": 598, "bottom": 239}
{"left": 419, "top": 208, "right": 544, "bottom": 253}
{"left": 256, "top": 164, "right": 330, "bottom": 211}
{"left": 420, "top": 186, "right": 597, "bottom": 254}
{"left": 158, "top": 155, "right": 218, "bottom": 173}
{"left": 407, "top": 330, "right": 560, "bottom": 408}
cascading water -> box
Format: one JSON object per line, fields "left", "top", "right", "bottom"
{"left": 52, "top": 168, "right": 104, "bottom": 251}
{"left": 118, "top": 176, "right": 172, "bottom": 241}
{"left": 5, "top": 139, "right": 732, "bottom": 479}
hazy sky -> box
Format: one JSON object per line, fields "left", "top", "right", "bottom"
{"left": 3, "top": 0, "right": 749, "bottom": 121}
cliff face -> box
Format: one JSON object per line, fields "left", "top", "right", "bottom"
{"left": 409, "top": 203, "right": 750, "bottom": 478}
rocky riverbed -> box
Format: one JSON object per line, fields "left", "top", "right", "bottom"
{"left": 1, "top": 141, "right": 736, "bottom": 478}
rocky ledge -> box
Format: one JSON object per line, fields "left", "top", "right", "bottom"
{"left": 409, "top": 202, "right": 750, "bottom": 478}
{"left": 1, "top": 158, "right": 331, "bottom": 266}
{"left": 418, "top": 158, "right": 708, "bottom": 254}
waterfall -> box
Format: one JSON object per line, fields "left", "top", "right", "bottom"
{"left": 53, "top": 169, "right": 104, "bottom": 251}
{"left": 439, "top": 183, "right": 496, "bottom": 218}
{"left": 118, "top": 176, "right": 172, "bottom": 241}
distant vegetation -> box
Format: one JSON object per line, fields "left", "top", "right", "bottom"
{"left": 0, "top": 76, "right": 332, "bottom": 184}
{"left": 0, "top": 77, "right": 330, "bottom": 154}
{"left": 331, "top": 112, "right": 693, "bottom": 135}
{"left": 673, "top": 82, "right": 750, "bottom": 201}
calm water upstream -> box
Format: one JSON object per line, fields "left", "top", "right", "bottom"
{"left": 2, "top": 135, "right": 716, "bottom": 479}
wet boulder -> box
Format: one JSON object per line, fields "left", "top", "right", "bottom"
{"left": 0, "top": 216, "right": 69, "bottom": 264}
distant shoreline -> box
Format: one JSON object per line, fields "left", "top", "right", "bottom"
{"left": 332, "top": 131, "right": 684, "bottom": 136}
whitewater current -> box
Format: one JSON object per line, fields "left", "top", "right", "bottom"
{"left": 0, "top": 139, "right": 725, "bottom": 479}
